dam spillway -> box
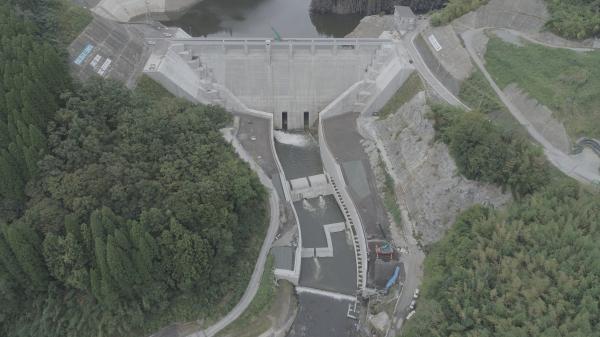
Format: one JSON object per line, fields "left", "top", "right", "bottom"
{"left": 142, "top": 28, "right": 414, "bottom": 337}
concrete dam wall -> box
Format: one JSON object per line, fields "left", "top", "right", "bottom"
{"left": 310, "top": 0, "right": 447, "bottom": 15}
{"left": 146, "top": 38, "right": 396, "bottom": 129}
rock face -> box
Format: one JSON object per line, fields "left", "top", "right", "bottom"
{"left": 310, "top": 0, "right": 447, "bottom": 15}
{"left": 364, "top": 92, "right": 511, "bottom": 245}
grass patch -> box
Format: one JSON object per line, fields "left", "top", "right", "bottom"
{"left": 135, "top": 75, "right": 174, "bottom": 100}
{"left": 430, "top": 0, "right": 489, "bottom": 26}
{"left": 54, "top": 0, "right": 93, "bottom": 44}
{"left": 378, "top": 71, "right": 423, "bottom": 120}
{"left": 378, "top": 156, "right": 402, "bottom": 226}
{"left": 459, "top": 69, "right": 524, "bottom": 136}
{"left": 485, "top": 36, "right": 600, "bottom": 139}
{"left": 216, "top": 255, "right": 278, "bottom": 337}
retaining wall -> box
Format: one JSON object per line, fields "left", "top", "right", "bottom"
{"left": 318, "top": 84, "right": 369, "bottom": 293}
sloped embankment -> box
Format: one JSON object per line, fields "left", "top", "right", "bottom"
{"left": 363, "top": 92, "right": 511, "bottom": 245}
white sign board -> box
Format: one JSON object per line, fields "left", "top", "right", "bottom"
{"left": 428, "top": 34, "right": 443, "bottom": 52}
{"left": 97, "top": 58, "right": 112, "bottom": 76}
{"left": 90, "top": 55, "right": 102, "bottom": 69}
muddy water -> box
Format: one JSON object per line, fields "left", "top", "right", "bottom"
{"left": 161, "top": 0, "right": 362, "bottom": 38}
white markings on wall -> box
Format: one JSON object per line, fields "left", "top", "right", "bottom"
{"left": 428, "top": 34, "right": 442, "bottom": 52}
{"left": 97, "top": 58, "right": 112, "bottom": 77}
{"left": 74, "top": 44, "right": 94, "bottom": 65}
{"left": 90, "top": 54, "right": 102, "bottom": 69}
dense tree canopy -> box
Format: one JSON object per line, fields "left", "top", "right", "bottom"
{"left": 0, "top": 78, "right": 268, "bottom": 337}
{"left": 0, "top": 2, "right": 71, "bottom": 217}
{"left": 429, "top": 104, "right": 550, "bottom": 197}
{"left": 405, "top": 101, "right": 600, "bottom": 336}
{"left": 403, "top": 180, "right": 600, "bottom": 336}
{"left": 545, "top": 0, "right": 600, "bottom": 40}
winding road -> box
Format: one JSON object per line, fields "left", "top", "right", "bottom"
{"left": 404, "top": 22, "right": 470, "bottom": 110}
{"left": 388, "top": 20, "right": 600, "bottom": 335}
{"left": 461, "top": 28, "right": 600, "bottom": 185}
{"left": 403, "top": 21, "right": 599, "bottom": 185}
{"left": 184, "top": 128, "right": 281, "bottom": 337}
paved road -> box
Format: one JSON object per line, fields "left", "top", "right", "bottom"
{"left": 185, "top": 128, "right": 281, "bottom": 337}
{"left": 403, "top": 22, "right": 470, "bottom": 110}
{"left": 462, "top": 28, "right": 600, "bottom": 185}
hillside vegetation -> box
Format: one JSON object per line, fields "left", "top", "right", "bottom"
{"left": 403, "top": 182, "right": 600, "bottom": 336}
{"left": 0, "top": 2, "right": 268, "bottom": 337}
{"left": 429, "top": 105, "right": 549, "bottom": 197}
{"left": 485, "top": 36, "right": 600, "bottom": 140}
{"left": 545, "top": 0, "right": 600, "bottom": 40}
{"left": 403, "top": 104, "right": 600, "bottom": 336}
{"left": 402, "top": 106, "right": 600, "bottom": 337}
{"left": 431, "top": 0, "right": 489, "bottom": 26}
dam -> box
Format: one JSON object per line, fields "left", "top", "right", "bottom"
{"left": 145, "top": 37, "right": 401, "bottom": 129}
{"left": 141, "top": 10, "right": 414, "bottom": 337}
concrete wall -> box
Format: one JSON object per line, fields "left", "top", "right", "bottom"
{"left": 318, "top": 84, "right": 369, "bottom": 292}
{"left": 185, "top": 40, "right": 386, "bottom": 129}
{"left": 93, "top": 0, "right": 201, "bottom": 22}
{"left": 144, "top": 47, "right": 200, "bottom": 102}
{"left": 316, "top": 43, "right": 411, "bottom": 294}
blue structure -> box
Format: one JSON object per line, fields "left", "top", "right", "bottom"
{"left": 385, "top": 266, "right": 400, "bottom": 292}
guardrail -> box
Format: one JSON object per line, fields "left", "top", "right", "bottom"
{"left": 168, "top": 38, "right": 393, "bottom": 45}
{"left": 576, "top": 137, "right": 600, "bottom": 157}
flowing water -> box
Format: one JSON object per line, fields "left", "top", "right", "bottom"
{"left": 161, "top": 0, "right": 362, "bottom": 38}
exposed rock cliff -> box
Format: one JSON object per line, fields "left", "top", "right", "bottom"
{"left": 310, "top": 0, "right": 447, "bottom": 15}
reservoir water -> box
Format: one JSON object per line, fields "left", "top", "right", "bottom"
{"left": 161, "top": 0, "right": 362, "bottom": 38}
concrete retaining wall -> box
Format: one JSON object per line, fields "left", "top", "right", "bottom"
{"left": 363, "top": 59, "right": 414, "bottom": 115}
{"left": 145, "top": 47, "right": 200, "bottom": 101}
{"left": 318, "top": 84, "right": 369, "bottom": 292}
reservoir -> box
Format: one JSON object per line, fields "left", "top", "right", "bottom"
{"left": 161, "top": 0, "right": 362, "bottom": 38}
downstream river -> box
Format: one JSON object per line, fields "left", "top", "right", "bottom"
{"left": 161, "top": 0, "right": 362, "bottom": 38}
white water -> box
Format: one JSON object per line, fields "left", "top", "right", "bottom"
{"left": 318, "top": 195, "right": 326, "bottom": 209}
{"left": 273, "top": 130, "right": 311, "bottom": 147}
{"left": 296, "top": 286, "right": 356, "bottom": 301}
{"left": 302, "top": 199, "right": 317, "bottom": 212}
{"left": 313, "top": 257, "right": 322, "bottom": 279}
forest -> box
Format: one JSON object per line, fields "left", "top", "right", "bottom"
{"left": 430, "top": 0, "right": 488, "bottom": 26}
{"left": 0, "top": 2, "right": 268, "bottom": 337}
{"left": 402, "top": 181, "right": 600, "bottom": 336}
{"left": 428, "top": 104, "right": 549, "bottom": 197}
{"left": 545, "top": 0, "right": 600, "bottom": 40}
{"left": 402, "top": 104, "right": 600, "bottom": 336}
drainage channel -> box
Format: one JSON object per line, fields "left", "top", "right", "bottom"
{"left": 273, "top": 131, "right": 360, "bottom": 337}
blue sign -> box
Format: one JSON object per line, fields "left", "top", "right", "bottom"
{"left": 74, "top": 44, "right": 94, "bottom": 65}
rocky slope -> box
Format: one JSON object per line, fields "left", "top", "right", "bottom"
{"left": 310, "top": 0, "right": 447, "bottom": 15}
{"left": 362, "top": 91, "right": 511, "bottom": 245}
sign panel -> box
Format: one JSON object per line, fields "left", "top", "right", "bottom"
{"left": 90, "top": 54, "right": 102, "bottom": 69}
{"left": 97, "top": 58, "right": 112, "bottom": 76}
{"left": 428, "top": 34, "right": 442, "bottom": 52}
{"left": 74, "top": 44, "right": 94, "bottom": 65}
